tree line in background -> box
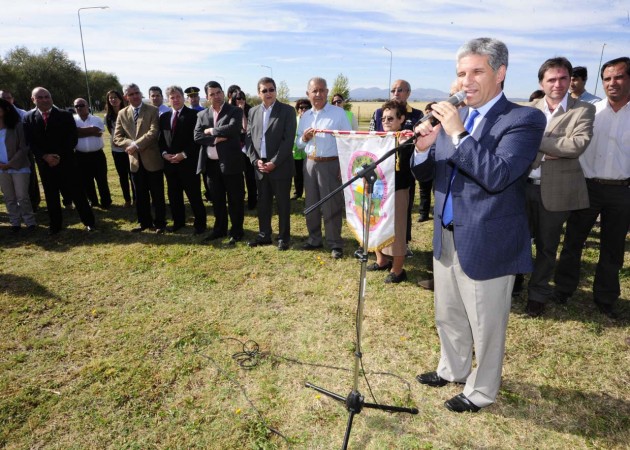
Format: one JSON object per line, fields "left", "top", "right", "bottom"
{"left": 0, "top": 47, "right": 121, "bottom": 111}
{"left": 0, "top": 46, "right": 353, "bottom": 111}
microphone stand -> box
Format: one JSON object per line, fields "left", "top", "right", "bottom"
{"left": 304, "top": 141, "right": 418, "bottom": 450}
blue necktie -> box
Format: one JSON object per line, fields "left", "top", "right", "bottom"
{"left": 442, "top": 109, "right": 479, "bottom": 227}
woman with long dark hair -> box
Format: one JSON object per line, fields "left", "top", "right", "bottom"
{"left": 104, "top": 90, "right": 134, "bottom": 207}
{"left": 0, "top": 98, "right": 36, "bottom": 231}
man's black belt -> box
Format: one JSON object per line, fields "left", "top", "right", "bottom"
{"left": 587, "top": 178, "right": 630, "bottom": 186}
{"left": 443, "top": 223, "right": 454, "bottom": 231}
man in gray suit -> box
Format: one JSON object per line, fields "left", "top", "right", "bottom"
{"left": 245, "top": 77, "right": 297, "bottom": 250}
{"left": 524, "top": 57, "right": 595, "bottom": 317}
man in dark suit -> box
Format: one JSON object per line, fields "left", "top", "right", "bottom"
{"left": 245, "top": 77, "right": 297, "bottom": 250}
{"left": 412, "top": 38, "right": 546, "bottom": 413}
{"left": 194, "top": 81, "right": 244, "bottom": 245}
{"left": 158, "top": 85, "right": 206, "bottom": 234}
{"left": 23, "top": 87, "right": 96, "bottom": 235}
{"left": 524, "top": 57, "right": 595, "bottom": 317}
{"left": 114, "top": 83, "right": 166, "bottom": 234}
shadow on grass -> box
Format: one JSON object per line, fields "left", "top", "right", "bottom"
{"left": 511, "top": 283, "right": 629, "bottom": 326}
{"left": 497, "top": 379, "right": 630, "bottom": 447}
{"left": 0, "top": 272, "right": 59, "bottom": 300}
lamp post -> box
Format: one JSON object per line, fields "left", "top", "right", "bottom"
{"left": 260, "top": 64, "right": 273, "bottom": 78}
{"left": 383, "top": 47, "right": 392, "bottom": 92}
{"left": 78, "top": 6, "right": 108, "bottom": 112}
{"left": 594, "top": 43, "right": 606, "bottom": 97}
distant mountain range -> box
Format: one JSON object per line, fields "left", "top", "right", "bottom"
{"left": 348, "top": 87, "right": 450, "bottom": 101}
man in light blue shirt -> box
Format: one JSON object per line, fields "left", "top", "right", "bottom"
{"left": 296, "top": 77, "right": 351, "bottom": 258}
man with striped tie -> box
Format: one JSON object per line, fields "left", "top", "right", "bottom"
{"left": 411, "top": 38, "right": 546, "bottom": 413}
{"left": 114, "top": 83, "right": 165, "bottom": 234}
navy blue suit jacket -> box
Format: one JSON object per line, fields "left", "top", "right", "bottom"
{"left": 412, "top": 94, "right": 546, "bottom": 280}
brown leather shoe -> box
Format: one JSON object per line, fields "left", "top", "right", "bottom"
{"left": 417, "top": 278, "right": 434, "bottom": 291}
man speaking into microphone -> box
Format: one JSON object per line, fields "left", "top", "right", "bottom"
{"left": 411, "top": 38, "right": 546, "bottom": 412}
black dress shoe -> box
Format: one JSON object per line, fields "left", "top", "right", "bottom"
{"left": 203, "top": 231, "right": 226, "bottom": 241}
{"left": 166, "top": 225, "right": 185, "bottom": 233}
{"left": 331, "top": 248, "right": 343, "bottom": 259}
{"left": 277, "top": 240, "right": 289, "bottom": 251}
{"left": 366, "top": 261, "right": 392, "bottom": 271}
{"left": 444, "top": 393, "right": 480, "bottom": 413}
{"left": 525, "top": 300, "right": 545, "bottom": 318}
{"left": 301, "top": 242, "right": 323, "bottom": 250}
{"left": 248, "top": 238, "right": 272, "bottom": 247}
{"left": 155, "top": 228, "right": 166, "bottom": 235}
{"left": 595, "top": 301, "right": 618, "bottom": 319}
{"left": 85, "top": 225, "right": 97, "bottom": 233}
{"left": 227, "top": 236, "right": 242, "bottom": 246}
{"left": 384, "top": 269, "right": 407, "bottom": 284}
{"left": 48, "top": 227, "right": 61, "bottom": 236}
{"left": 193, "top": 228, "right": 207, "bottom": 236}
{"left": 553, "top": 291, "right": 570, "bottom": 304}
{"left": 417, "top": 278, "right": 434, "bottom": 291}
{"left": 416, "top": 371, "right": 449, "bottom": 388}
{"left": 417, "top": 214, "right": 430, "bottom": 222}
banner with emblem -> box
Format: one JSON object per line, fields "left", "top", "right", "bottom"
{"left": 335, "top": 133, "right": 397, "bottom": 252}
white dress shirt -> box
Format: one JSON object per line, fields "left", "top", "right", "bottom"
{"left": 579, "top": 99, "right": 630, "bottom": 180}
{"left": 74, "top": 114, "right": 105, "bottom": 152}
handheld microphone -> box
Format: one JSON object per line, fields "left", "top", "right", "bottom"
{"left": 415, "top": 90, "right": 467, "bottom": 127}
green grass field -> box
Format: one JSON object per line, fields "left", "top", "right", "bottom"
{"left": 0, "top": 125, "right": 629, "bottom": 449}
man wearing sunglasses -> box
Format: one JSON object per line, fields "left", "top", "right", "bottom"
{"left": 246, "top": 77, "right": 297, "bottom": 250}
{"left": 73, "top": 98, "right": 112, "bottom": 209}
{"left": 369, "top": 79, "right": 425, "bottom": 257}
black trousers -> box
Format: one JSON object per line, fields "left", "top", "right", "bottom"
{"left": 131, "top": 163, "right": 166, "bottom": 229}
{"left": 555, "top": 180, "right": 630, "bottom": 305}
{"left": 112, "top": 151, "right": 135, "bottom": 203}
{"left": 28, "top": 152, "right": 41, "bottom": 211}
{"left": 205, "top": 159, "right": 244, "bottom": 238}
{"left": 525, "top": 184, "right": 570, "bottom": 303}
{"left": 75, "top": 150, "right": 112, "bottom": 208}
{"left": 293, "top": 158, "right": 304, "bottom": 198}
{"left": 256, "top": 174, "right": 292, "bottom": 242}
{"left": 36, "top": 156, "right": 95, "bottom": 231}
{"left": 406, "top": 179, "right": 415, "bottom": 242}
{"left": 418, "top": 178, "right": 433, "bottom": 216}
{"left": 164, "top": 163, "right": 207, "bottom": 232}
{"left": 242, "top": 153, "right": 257, "bottom": 209}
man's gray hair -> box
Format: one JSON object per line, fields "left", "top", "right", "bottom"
{"left": 456, "top": 38, "right": 509, "bottom": 72}
{"left": 122, "top": 83, "right": 140, "bottom": 95}
{"left": 307, "top": 77, "right": 327, "bottom": 90}
{"left": 165, "top": 85, "right": 184, "bottom": 98}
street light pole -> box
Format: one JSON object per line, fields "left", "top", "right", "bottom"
{"left": 260, "top": 64, "right": 273, "bottom": 78}
{"left": 383, "top": 47, "right": 392, "bottom": 91}
{"left": 78, "top": 6, "right": 108, "bottom": 112}
{"left": 594, "top": 43, "right": 606, "bottom": 97}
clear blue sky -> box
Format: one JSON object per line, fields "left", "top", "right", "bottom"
{"left": 2, "top": 0, "right": 629, "bottom": 100}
